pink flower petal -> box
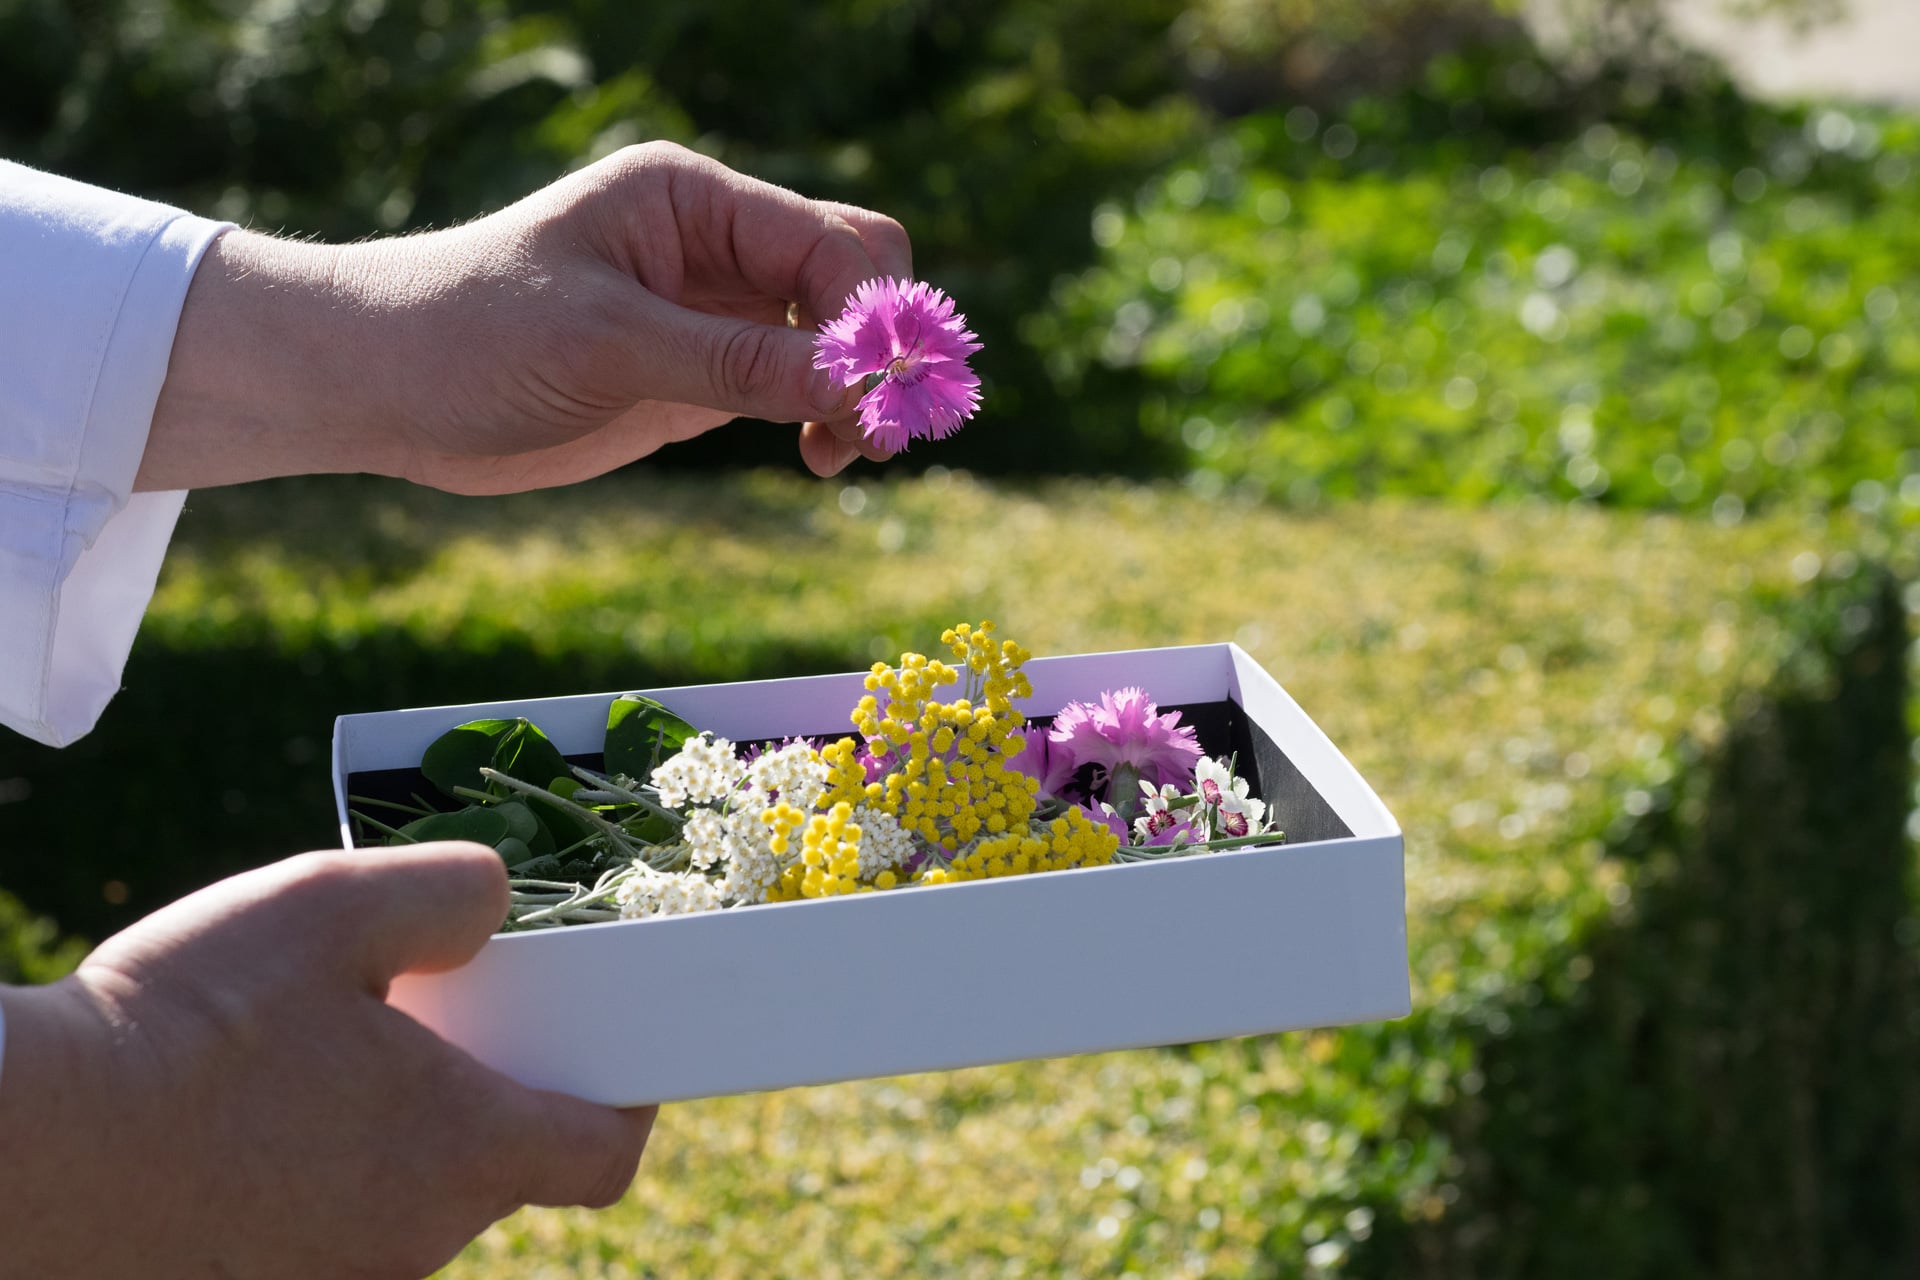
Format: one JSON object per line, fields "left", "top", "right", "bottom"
{"left": 812, "top": 277, "right": 982, "bottom": 450}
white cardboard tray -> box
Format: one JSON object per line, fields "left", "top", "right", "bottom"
{"left": 332, "top": 643, "right": 1408, "bottom": 1106}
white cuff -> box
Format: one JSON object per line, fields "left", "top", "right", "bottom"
{"left": 0, "top": 161, "right": 228, "bottom": 746}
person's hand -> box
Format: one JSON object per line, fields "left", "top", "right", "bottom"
{"left": 138, "top": 141, "right": 915, "bottom": 494}
{"left": 0, "top": 843, "right": 654, "bottom": 1279}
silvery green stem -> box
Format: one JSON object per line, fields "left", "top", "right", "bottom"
{"left": 478, "top": 768, "right": 648, "bottom": 857}
{"left": 1113, "top": 831, "right": 1284, "bottom": 862}
{"left": 512, "top": 876, "right": 626, "bottom": 927}
{"left": 567, "top": 765, "right": 685, "bottom": 827}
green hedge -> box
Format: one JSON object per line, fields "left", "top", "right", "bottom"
{"left": 1036, "top": 69, "right": 1920, "bottom": 515}
{"left": 1334, "top": 570, "right": 1920, "bottom": 1278}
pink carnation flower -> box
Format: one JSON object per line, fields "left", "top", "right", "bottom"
{"left": 1079, "top": 801, "right": 1130, "bottom": 843}
{"left": 1005, "top": 730, "right": 1077, "bottom": 801}
{"left": 1046, "top": 687, "right": 1202, "bottom": 794}
{"left": 813, "top": 277, "right": 982, "bottom": 452}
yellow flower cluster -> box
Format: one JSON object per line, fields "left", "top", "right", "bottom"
{"left": 766, "top": 801, "right": 874, "bottom": 901}
{"left": 846, "top": 621, "right": 1043, "bottom": 854}
{"left": 751, "top": 623, "right": 1120, "bottom": 901}
{"left": 920, "top": 806, "right": 1119, "bottom": 884}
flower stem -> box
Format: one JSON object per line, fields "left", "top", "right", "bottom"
{"left": 476, "top": 768, "right": 649, "bottom": 858}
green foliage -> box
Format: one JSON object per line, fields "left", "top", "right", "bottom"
{"left": 603, "top": 695, "right": 695, "bottom": 783}
{"left": 9, "top": 4, "right": 1910, "bottom": 503}
{"left": 0, "top": 0, "right": 1204, "bottom": 474}
{"left": 1038, "top": 48, "right": 1920, "bottom": 514}
{"left": 1339, "top": 569, "right": 1920, "bottom": 1278}
{"left": 0, "top": 889, "right": 84, "bottom": 986}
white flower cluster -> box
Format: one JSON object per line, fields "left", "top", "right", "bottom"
{"left": 851, "top": 805, "right": 916, "bottom": 878}
{"left": 650, "top": 733, "right": 746, "bottom": 808}
{"left": 680, "top": 808, "right": 731, "bottom": 872}
{"left": 717, "top": 808, "right": 784, "bottom": 905}
{"left": 743, "top": 740, "right": 829, "bottom": 811}
{"left": 615, "top": 859, "right": 727, "bottom": 918}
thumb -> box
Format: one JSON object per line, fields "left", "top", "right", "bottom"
{"left": 492, "top": 1092, "right": 659, "bottom": 1209}
{"left": 300, "top": 842, "right": 509, "bottom": 994}
{"left": 627, "top": 291, "right": 858, "bottom": 423}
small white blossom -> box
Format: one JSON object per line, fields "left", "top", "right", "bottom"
{"left": 681, "top": 808, "right": 735, "bottom": 872}
{"left": 743, "top": 740, "right": 829, "bottom": 811}
{"left": 717, "top": 806, "right": 784, "bottom": 904}
{"left": 615, "top": 862, "right": 726, "bottom": 918}
{"left": 852, "top": 805, "right": 915, "bottom": 878}
{"left": 650, "top": 733, "right": 745, "bottom": 808}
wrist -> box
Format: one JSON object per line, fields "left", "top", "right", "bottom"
{"left": 0, "top": 980, "right": 128, "bottom": 1270}
{"left": 141, "top": 230, "right": 407, "bottom": 489}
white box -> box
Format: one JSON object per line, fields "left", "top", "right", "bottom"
{"left": 332, "top": 643, "right": 1408, "bottom": 1106}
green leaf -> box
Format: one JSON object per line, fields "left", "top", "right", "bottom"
{"left": 605, "top": 694, "right": 697, "bottom": 781}
{"left": 625, "top": 811, "right": 676, "bottom": 844}
{"left": 490, "top": 718, "right": 573, "bottom": 792}
{"left": 536, "top": 809, "right": 595, "bottom": 859}
{"left": 494, "top": 836, "right": 533, "bottom": 867}
{"left": 493, "top": 800, "right": 542, "bottom": 846}
{"left": 389, "top": 807, "right": 512, "bottom": 847}
{"left": 421, "top": 719, "right": 517, "bottom": 799}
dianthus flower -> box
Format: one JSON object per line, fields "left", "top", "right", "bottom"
{"left": 1005, "top": 728, "right": 1076, "bottom": 801}
{"left": 1047, "top": 687, "right": 1201, "bottom": 796}
{"left": 813, "top": 277, "right": 982, "bottom": 452}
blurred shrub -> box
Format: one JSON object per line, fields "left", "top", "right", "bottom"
{"left": 15, "top": 2, "right": 1887, "bottom": 493}
{"left": 0, "top": 888, "right": 83, "bottom": 985}
{"left": 0, "top": 0, "right": 1205, "bottom": 475}
{"left": 1332, "top": 569, "right": 1920, "bottom": 1278}
{"left": 1037, "top": 43, "right": 1920, "bottom": 515}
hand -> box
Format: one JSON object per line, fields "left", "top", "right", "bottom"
{"left": 0, "top": 843, "right": 654, "bottom": 1280}
{"left": 138, "top": 141, "right": 915, "bottom": 494}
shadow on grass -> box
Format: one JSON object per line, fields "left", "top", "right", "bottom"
{"left": 1338, "top": 573, "right": 1920, "bottom": 1279}
{"left": 0, "top": 627, "right": 869, "bottom": 943}
{"left": 165, "top": 469, "right": 854, "bottom": 589}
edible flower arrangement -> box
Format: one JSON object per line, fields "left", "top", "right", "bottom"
{"left": 348, "top": 624, "right": 1280, "bottom": 930}
{"left": 348, "top": 284, "right": 1278, "bottom": 928}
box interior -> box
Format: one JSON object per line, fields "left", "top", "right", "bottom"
{"left": 343, "top": 698, "right": 1353, "bottom": 850}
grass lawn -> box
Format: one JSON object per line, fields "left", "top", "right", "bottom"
{"left": 134, "top": 466, "right": 1881, "bottom": 1277}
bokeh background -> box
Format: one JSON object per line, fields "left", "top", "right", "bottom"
{"left": 4, "top": 0, "right": 1919, "bottom": 1275}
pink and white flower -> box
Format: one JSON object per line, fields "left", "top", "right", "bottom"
{"left": 1217, "top": 791, "right": 1268, "bottom": 838}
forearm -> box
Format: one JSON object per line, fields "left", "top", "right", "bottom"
{"left": 137, "top": 230, "right": 408, "bottom": 490}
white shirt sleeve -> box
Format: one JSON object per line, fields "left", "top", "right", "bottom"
{"left": 0, "top": 160, "right": 229, "bottom": 747}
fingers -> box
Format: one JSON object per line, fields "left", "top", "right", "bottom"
{"left": 302, "top": 843, "right": 510, "bottom": 992}
{"left": 798, "top": 206, "right": 912, "bottom": 470}
{"left": 823, "top": 201, "right": 914, "bottom": 284}
{"left": 586, "top": 144, "right": 922, "bottom": 469}
{"left": 626, "top": 290, "right": 862, "bottom": 424}
{"left": 798, "top": 420, "right": 864, "bottom": 477}
{"left": 490, "top": 1088, "right": 659, "bottom": 1209}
